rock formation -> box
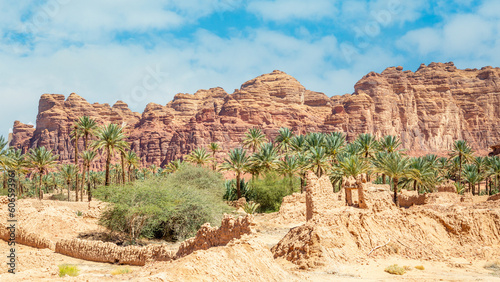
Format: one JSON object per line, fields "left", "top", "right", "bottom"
{"left": 10, "top": 62, "right": 500, "bottom": 167}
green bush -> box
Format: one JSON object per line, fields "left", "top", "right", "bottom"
{"left": 223, "top": 179, "right": 251, "bottom": 201}
{"left": 58, "top": 264, "right": 79, "bottom": 277}
{"left": 248, "top": 173, "right": 300, "bottom": 213}
{"left": 384, "top": 264, "right": 406, "bottom": 275}
{"left": 50, "top": 193, "right": 68, "bottom": 201}
{"left": 94, "top": 164, "right": 230, "bottom": 241}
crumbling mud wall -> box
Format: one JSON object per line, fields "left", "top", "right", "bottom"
{"left": 306, "top": 172, "right": 344, "bottom": 221}
{"left": 272, "top": 173, "right": 500, "bottom": 269}
{"left": 0, "top": 224, "right": 54, "bottom": 250}
{"left": 175, "top": 214, "right": 255, "bottom": 258}
{"left": 55, "top": 239, "right": 174, "bottom": 266}
{"left": 272, "top": 193, "right": 306, "bottom": 225}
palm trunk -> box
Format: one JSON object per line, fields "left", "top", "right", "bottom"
{"left": 105, "top": 147, "right": 111, "bottom": 186}
{"left": 382, "top": 174, "right": 386, "bottom": 184}
{"left": 74, "top": 134, "right": 79, "bottom": 202}
{"left": 393, "top": 177, "right": 399, "bottom": 207}
{"left": 121, "top": 152, "right": 126, "bottom": 185}
{"left": 67, "top": 181, "right": 71, "bottom": 201}
{"left": 236, "top": 172, "right": 242, "bottom": 199}
{"left": 413, "top": 181, "right": 417, "bottom": 192}
{"left": 87, "top": 165, "right": 92, "bottom": 202}
{"left": 39, "top": 172, "right": 43, "bottom": 200}
{"left": 128, "top": 165, "right": 132, "bottom": 183}
{"left": 457, "top": 155, "right": 462, "bottom": 191}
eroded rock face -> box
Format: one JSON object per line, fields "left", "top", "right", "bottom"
{"left": 10, "top": 63, "right": 500, "bottom": 166}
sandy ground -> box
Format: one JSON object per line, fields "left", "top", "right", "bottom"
{"left": 0, "top": 197, "right": 499, "bottom": 281}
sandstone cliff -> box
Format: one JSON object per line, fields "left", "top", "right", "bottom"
{"left": 10, "top": 63, "right": 500, "bottom": 166}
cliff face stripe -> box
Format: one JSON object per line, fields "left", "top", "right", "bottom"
{"left": 10, "top": 63, "right": 500, "bottom": 167}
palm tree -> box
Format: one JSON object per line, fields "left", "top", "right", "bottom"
{"left": 338, "top": 154, "right": 370, "bottom": 207}
{"left": 355, "top": 133, "right": 378, "bottom": 159}
{"left": 305, "top": 132, "right": 326, "bottom": 148}
{"left": 242, "top": 128, "right": 268, "bottom": 153}
{"left": 220, "top": 148, "right": 249, "bottom": 199}
{"left": 372, "top": 151, "right": 411, "bottom": 206}
{"left": 463, "top": 164, "right": 483, "bottom": 195}
{"left": 208, "top": 142, "right": 221, "bottom": 170}
{"left": 449, "top": 140, "right": 474, "bottom": 188}
{"left": 125, "top": 150, "right": 140, "bottom": 182}
{"left": 290, "top": 134, "right": 307, "bottom": 154}
{"left": 405, "top": 157, "right": 436, "bottom": 193}
{"left": 75, "top": 116, "right": 98, "bottom": 150}
{"left": 186, "top": 147, "right": 211, "bottom": 167}
{"left": 379, "top": 135, "right": 402, "bottom": 153}
{"left": 277, "top": 155, "right": 300, "bottom": 192}
{"left": 119, "top": 143, "right": 130, "bottom": 185}
{"left": 60, "top": 164, "right": 76, "bottom": 201}
{"left": 473, "top": 156, "right": 487, "bottom": 195}
{"left": 0, "top": 136, "right": 9, "bottom": 170}
{"left": 165, "top": 159, "right": 182, "bottom": 174}
{"left": 92, "top": 123, "right": 128, "bottom": 186}
{"left": 27, "top": 147, "right": 59, "bottom": 200}
{"left": 275, "top": 127, "right": 294, "bottom": 153}
{"left": 250, "top": 143, "right": 280, "bottom": 175}
{"left": 307, "top": 146, "right": 329, "bottom": 177}
{"left": 81, "top": 150, "right": 97, "bottom": 201}
{"left": 325, "top": 132, "right": 346, "bottom": 163}
{"left": 7, "top": 149, "right": 28, "bottom": 195}
{"left": 71, "top": 125, "right": 82, "bottom": 201}
{"left": 486, "top": 156, "right": 500, "bottom": 194}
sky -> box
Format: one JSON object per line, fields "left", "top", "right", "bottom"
{"left": 1, "top": 0, "right": 499, "bottom": 138}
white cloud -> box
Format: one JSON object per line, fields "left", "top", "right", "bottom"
{"left": 247, "top": 0, "right": 338, "bottom": 22}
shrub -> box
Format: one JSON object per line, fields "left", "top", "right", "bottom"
{"left": 111, "top": 267, "right": 132, "bottom": 275}
{"left": 415, "top": 265, "right": 425, "bottom": 270}
{"left": 50, "top": 193, "right": 68, "bottom": 201}
{"left": 223, "top": 179, "right": 250, "bottom": 201}
{"left": 75, "top": 210, "right": 83, "bottom": 217}
{"left": 248, "top": 173, "right": 300, "bottom": 213}
{"left": 58, "top": 264, "right": 79, "bottom": 277}
{"left": 384, "top": 264, "right": 406, "bottom": 275}
{"left": 243, "top": 202, "right": 260, "bottom": 214}
{"left": 94, "top": 164, "right": 230, "bottom": 241}
{"left": 485, "top": 260, "right": 500, "bottom": 270}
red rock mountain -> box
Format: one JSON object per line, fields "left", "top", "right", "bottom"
{"left": 10, "top": 62, "right": 500, "bottom": 167}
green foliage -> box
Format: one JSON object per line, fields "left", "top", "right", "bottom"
{"left": 223, "top": 179, "right": 250, "bottom": 201}
{"left": 94, "top": 164, "right": 230, "bottom": 241}
{"left": 248, "top": 173, "right": 300, "bottom": 213}
{"left": 58, "top": 264, "right": 79, "bottom": 277}
{"left": 384, "top": 264, "right": 406, "bottom": 275}
{"left": 243, "top": 202, "right": 260, "bottom": 214}
{"left": 75, "top": 210, "right": 83, "bottom": 217}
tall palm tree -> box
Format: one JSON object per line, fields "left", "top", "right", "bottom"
{"left": 92, "top": 123, "right": 128, "bottom": 186}
{"left": 208, "top": 142, "right": 221, "bottom": 170}
{"left": 60, "top": 164, "right": 76, "bottom": 201}
{"left": 372, "top": 151, "right": 411, "bottom": 206}
{"left": 7, "top": 149, "right": 28, "bottom": 195}
{"left": 71, "top": 125, "right": 82, "bottom": 201}
{"left": 449, "top": 140, "right": 474, "bottom": 188}
{"left": 220, "top": 148, "right": 249, "bottom": 199}
{"left": 125, "top": 150, "right": 140, "bottom": 182}
{"left": 486, "top": 156, "right": 500, "bottom": 194}
{"left": 307, "top": 146, "right": 329, "bottom": 177}
{"left": 27, "top": 147, "right": 59, "bottom": 200}
{"left": 277, "top": 155, "right": 300, "bottom": 192}
{"left": 275, "top": 127, "right": 294, "bottom": 153}
{"left": 250, "top": 143, "right": 280, "bottom": 175}
{"left": 81, "top": 150, "right": 97, "bottom": 201}
{"left": 379, "top": 135, "right": 402, "bottom": 153}
{"left": 186, "top": 147, "right": 211, "bottom": 167}
{"left": 290, "top": 134, "right": 307, "bottom": 154}
{"left": 473, "top": 156, "right": 487, "bottom": 195}
{"left": 0, "top": 136, "right": 9, "bottom": 171}
{"left": 463, "top": 164, "right": 483, "bottom": 195}
{"left": 325, "top": 132, "right": 346, "bottom": 163}
{"left": 405, "top": 157, "right": 435, "bottom": 193}
{"left": 75, "top": 116, "right": 98, "bottom": 150}
{"left": 305, "top": 132, "right": 326, "bottom": 148}
{"left": 242, "top": 128, "right": 268, "bottom": 153}
{"left": 355, "top": 133, "right": 378, "bottom": 159}
{"left": 338, "top": 153, "right": 370, "bottom": 207}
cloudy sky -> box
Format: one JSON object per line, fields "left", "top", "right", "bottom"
{"left": 1, "top": 0, "right": 499, "bottom": 138}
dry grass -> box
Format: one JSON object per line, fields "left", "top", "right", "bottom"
{"left": 58, "top": 264, "right": 79, "bottom": 277}
{"left": 415, "top": 265, "right": 425, "bottom": 270}
{"left": 384, "top": 264, "right": 406, "bottom": 275}
{"left": 111, "top": 267, "right": 132, "bottom": 275}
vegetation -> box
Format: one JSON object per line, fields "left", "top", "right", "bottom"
{"left": 384, "top": 264, "right": 406, "bottom": 275}
{"left": 58, "top": 264, "right": 80, "bottom": 277}
{"left": 94, "top": 164, "right": 230, "bottom": 241}
{"left": 111, "top": 267, "right": 132, "bottom": 275}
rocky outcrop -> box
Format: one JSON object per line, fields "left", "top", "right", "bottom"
{"left": 10, "top": 63, "right": 500, "bottom": 166}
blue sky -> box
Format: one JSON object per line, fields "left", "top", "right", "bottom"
{"left": 1, "top": 0, "right": 499, "bottom": 138}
